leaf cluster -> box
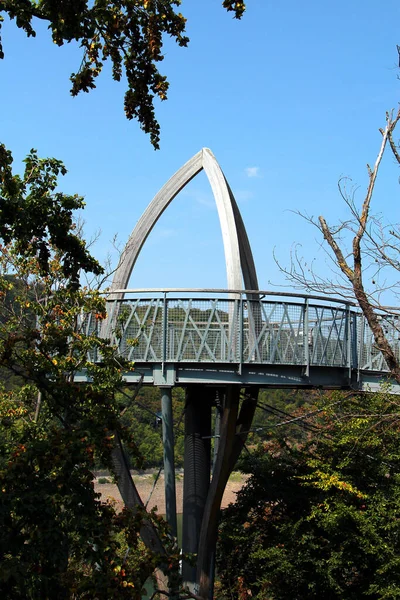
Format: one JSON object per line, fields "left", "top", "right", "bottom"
{"left": 0, "top": 1, "right": 246, "bottom": 148}
{"left": 0, "top": 146, "right": 102, "bottom": 286}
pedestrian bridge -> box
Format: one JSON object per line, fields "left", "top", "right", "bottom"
{"left": 74, "top": 148, "right": 400, "bottom": 394}
{"left": 78, "top": 288, "right": 400, "bottom": 393}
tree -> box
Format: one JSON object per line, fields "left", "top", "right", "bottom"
{"left": 0, "top": 0, "right": 247, "bottom": 149}
{"left": 0, "top": 146, "right": 182, "bottom": 598}
{"left": 278, "top": 109, "right": 400, "bottom": 384}
{"left": 216, "top": 391, "right": 400, "bottom": 599}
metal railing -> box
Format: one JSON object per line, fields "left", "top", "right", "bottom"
{"left": 81, "top": 290, "right": 400, "bottom": 373}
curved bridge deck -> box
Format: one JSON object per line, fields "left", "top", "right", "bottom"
{"left": 78, "top": 290, "right": 400, "bottom": 393}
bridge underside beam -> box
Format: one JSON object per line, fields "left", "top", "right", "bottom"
{"left": 76, "top": 365, "right": 400, "bottom": 393}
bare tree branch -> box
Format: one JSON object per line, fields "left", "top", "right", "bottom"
{"left": 280, "top": 109, "right": 400, "bottom": 383}
{"left": 318, "top": 216, "right": 355, "bottom": 281}
{"left": 388, "top": 129, "right": 400, "bottom": 165}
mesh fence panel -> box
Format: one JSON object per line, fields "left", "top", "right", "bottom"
{"left": 243, "top": 301, "right": 304, "bottom": 364}
{"left": 111, "top": 299, "right": 163, "bottom": 361}
{"left": 358, "top": 315, "right": 400, "bottom": 372}
{"left": 166, "top": 299, "right": 238, "bottom": 362}
{"left": 308, "top": 305, "right": 347, "bottom": 367}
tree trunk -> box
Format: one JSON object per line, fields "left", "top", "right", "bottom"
{"left": 354, "top": 285, "right": 400, "bottom": 383}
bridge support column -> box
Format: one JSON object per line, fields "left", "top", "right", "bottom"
{"left": 182, "top": 386, "right": 213, "bottom": 592}
{"left": 161, "top": 387, "right": 177, "bottom": 538}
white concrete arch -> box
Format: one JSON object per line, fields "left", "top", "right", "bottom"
{"left": 109, "top": 148, "right": 259, "bottom": 297}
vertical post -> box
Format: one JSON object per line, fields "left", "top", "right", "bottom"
{"left": 182, "top": 386, "right": 212, "bottom": 592}
{"left": 161, "top": 387, "right": 177, "bottom": 538}
{"left": 352, "top": 311, "right": 358, "bottom": 373}
{"left": 346, "top": 305, "right": 352, "bottom": 379}
{"left": 359, "top": 313, "right": 365, "bottom": 379}
{"left": 238, "top": 294, "right": 244, "bottom": 373}
{"left": 169, "top": 324, "right": 175, "bottom": 361}
{"left": 162, "top": 292, "right": 168, "bottom": 374}
{"left": 304, "top": 298, "right": 309, "bottom": 377}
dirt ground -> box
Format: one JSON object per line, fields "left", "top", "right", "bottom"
{"left": 94, "top": 472, "right": 244, "bottom": 514}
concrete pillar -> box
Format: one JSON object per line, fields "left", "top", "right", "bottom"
{"left": 182, "top": 386, "right": 213, "bottom": 590}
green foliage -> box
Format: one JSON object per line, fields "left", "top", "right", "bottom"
{"left": 217, "top": 392, "right": 400, "bottom": 599}
{"left": 228, "top": 471, "right": 242, "bottom": 483}
{"left": 0, "top": 1, "right": 246, "bottom": 148}
{"left": 0, "top": 147, "right": 182, "bottom": 598}
{"left": 98, "top": 476, "right": 111, "bottom": 484}
{"left": 1, "top": 416, "right": 146, "bottom": 598}
{"left": 222, "top": 1, "right": 246, "bottom": 18}
{"left": 0, "top": 146, "right": 102, "bottom": 286}
{"left": 244, "top": 388, "right": 316, "bottom": 450}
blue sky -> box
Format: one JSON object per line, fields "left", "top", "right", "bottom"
{"left": 1, "top": 0, "right": 399, "bottom": 295}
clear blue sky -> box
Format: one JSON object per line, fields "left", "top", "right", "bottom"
{"left": 1, "top": 0, "right": 399, "bottom": 295}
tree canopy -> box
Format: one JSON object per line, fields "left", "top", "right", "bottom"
{"left": 0, "top": 147, "right": 182, "bottom": 598}
{"left": 216, "top": 391, "right": 400, "bottom": 599}
{"left": 0, "top": 1, "right": 246, "bottom": 149}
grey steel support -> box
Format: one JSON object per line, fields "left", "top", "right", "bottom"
{"left": 182, "top": 386, "right": 213, "bottom": 591}
{"left": 162, "top": 292, "right": 168, "bottom": 373}
{"left": 238, "top": 296, "right": 244, "bottom": 373}
{"left": 347, "top": 305, "right": 352, "bottom": 381}
{"left": 358, "top": 314, "right": 365, "bottom": 381}
{"left": 352, "top": 311, "right": 358, "bottom": 372}
{"left": 304, "top": 298, "right": 310, "bottom": 377}
{"left": 161, "top": 387, "right": 177, "bottom": 538}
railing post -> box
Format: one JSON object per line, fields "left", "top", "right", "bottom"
{"left": 162, "top": 292, "right": 168, "bottom": 374}
{"left": 169, "top": 324, "right": 175, "bottom": 361}
{"left": 304, "top": 298, "right": 309, "bottom": 377}
{"left": 359, "top": 314, "right": 365, "bottom": 376}
{"left": 238, "top": 294, "right": 244, "bottom": 374}
{"left": 352, "top": 311, "right": 358, "bottom": 372}
{"left": 346, "top": 304, "right": 351, "bottom": 379}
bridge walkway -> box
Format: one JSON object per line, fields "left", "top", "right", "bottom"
{"left": 76, "top": 289, "right": 400, "bottom": 393}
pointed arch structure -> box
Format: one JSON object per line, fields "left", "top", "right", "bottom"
{"left": 109, "top": 148, "right": 260, "bottom": 297}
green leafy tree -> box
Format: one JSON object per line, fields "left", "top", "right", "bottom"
{"left": 247, "top": 388, "right": 316, "bottom": 447}
{"left": 216, "top": 391, "right": 400, "bottom": 599}
{"left": 0, "top": 146, "right": 181, "bottom": 598}
{"left": 0, "top": 0, "right": 246, "bottom": 148}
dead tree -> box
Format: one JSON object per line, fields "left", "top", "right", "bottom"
{"left": 279, "top": 109, "right": 400, "bottom": 384}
